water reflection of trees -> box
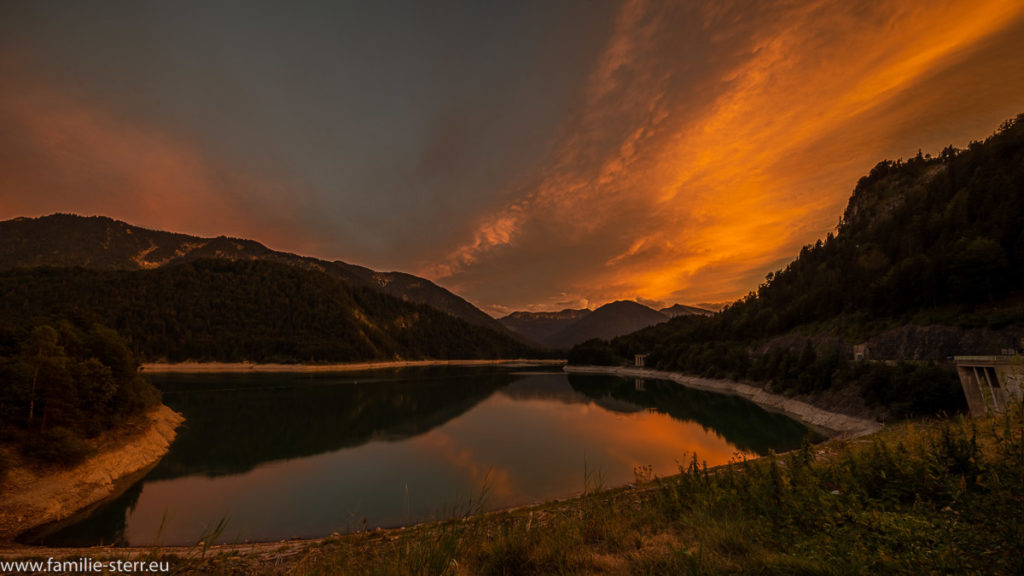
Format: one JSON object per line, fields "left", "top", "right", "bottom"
{"left": 35, "top": 368, "right": 818, "bottom": 546}
{"left": 153, "top": 369, "right": 816, "bottom": 479}
{"left": 566, "top": 373, "right": 820, "bottom": 454}
{"left": 149, "top": 367, "right": 512, "bottom": 479}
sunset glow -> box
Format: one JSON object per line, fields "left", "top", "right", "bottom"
{"left": 431, "top": 0, "right": 1024, "bottom": 312}
{"left": 2, "top": 1, "right": 1023, "bottom": 313}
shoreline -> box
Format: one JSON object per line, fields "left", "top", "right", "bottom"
{"left": 0, "top": 405, "right": 185, "bottom": 544}
{"left": 565, "top": 365, "right": 883, "bottom": 438}
{"left": 0, "top": 360, "right": 878, "bottom": 554}
{"left": 141, "top": 358, "right": 566, "bottom": 373}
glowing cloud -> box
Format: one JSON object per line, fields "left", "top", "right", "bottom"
{"left": 0, "top": 70, "right": 323, "bottom": 257}
{"left": 3, "top": 2, "right": 1023, "bottom": 314}
{"left": 428, "top": 0, "right": 1024, "bottom": 312}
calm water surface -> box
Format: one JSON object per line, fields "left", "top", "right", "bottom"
{"left": 32, "top": 366, "right": 817, "bottom": 546}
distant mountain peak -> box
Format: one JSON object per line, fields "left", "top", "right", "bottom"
{"left": 500, "top": 300, "right": 672, "bottom": 350}
{"left": 660, "top": 303, "right": 714, "bottom": 318}
{"left": 543, "top": 301, "right": 668, "bottom": 349}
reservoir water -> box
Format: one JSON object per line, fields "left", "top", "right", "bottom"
{"left": 32, "top": 365, "right": 818, "bottom": 546}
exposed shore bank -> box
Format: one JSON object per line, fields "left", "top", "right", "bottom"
{"left": 141, "top": 358, "right": 566, "bottom": 373}
{"left": 0, "top": 405, "right": 185, "bottom": 544}
{"left": 0, "top": 360, "right": 875, "bottom": 553}
{"left": 565, "top": 365, "right": 882, "bottom": 438}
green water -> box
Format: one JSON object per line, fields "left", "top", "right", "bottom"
{"left": 30, "top": 365, "right": 818, "bottom": 546}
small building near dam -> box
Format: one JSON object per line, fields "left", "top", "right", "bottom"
{"left": 954, "top": 355, "right": 1023, "bottom": 416}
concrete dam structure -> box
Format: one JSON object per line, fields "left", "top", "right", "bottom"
{"left": 955, "top": 355, "right": 1023, "bottom": 416}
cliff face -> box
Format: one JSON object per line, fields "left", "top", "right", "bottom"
{"left": 0, "top": 405, "right": 184, "bottom": 542}
{"left": 863, "top": 324, "right": 1024, "bottom": 361}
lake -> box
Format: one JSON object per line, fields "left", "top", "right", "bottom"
{"left": 30, "top": 365, "right": 818, "bottom": 546}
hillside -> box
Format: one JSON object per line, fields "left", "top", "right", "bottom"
{"left": 501, "top": 304, "right": 710, "bottom": 348}
{"left": 0, "top": 259, "right": 534, "bottom": 363}
{"left": 570, "top": 114, "right": 1024, "bottom": 418}
{"left": 0, "top": 214, "right": 510, "bottom": 335}
{"left": 499, "top": 309, "right": 592, "bottom": 346}
{"left": 659, "top": 304, "right": 713, "bottom": 318}
{"left": 546, "top": 300, "right": 669, "bottom": 350}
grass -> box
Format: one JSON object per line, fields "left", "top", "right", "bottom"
{"left": 7, "top": 404, "right": 1023, "bottom": 575}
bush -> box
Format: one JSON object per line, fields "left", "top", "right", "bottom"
{"left": 20, "top": 427, "right": 94, "bottom": 467}
{"left": 113, "top": 374, "right": 162, "bottom": 416}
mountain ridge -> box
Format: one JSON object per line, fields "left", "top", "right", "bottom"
{"left": 0, "top": 259, "right": 535, "bottom": 363}
{"left": 544, "top": 300, "right": 670, "bottom": 350}
{"left": 500, "top": 302, "right": 711, "bottom": 349}
{"left": 499, "top": 308, "right": 592, "bottom": 346}
{"left": 660, "top": 304, "right": 714, "bottom": 318}
{"left": 0, "top": 214, "right": 510, "bottom": 336}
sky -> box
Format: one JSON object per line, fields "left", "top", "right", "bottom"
{"left": 2, "top": 1, "right": 1024, "bottom": 316}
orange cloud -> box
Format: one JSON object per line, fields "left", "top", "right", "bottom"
{"left": 0, "top": 68, "right": 322, "bottom": 257}
{"left": 411, "top": 430, "right": 519, "bottom": 503}
{"left": 428, "top": 0, "right": 1024, "bottom": 312}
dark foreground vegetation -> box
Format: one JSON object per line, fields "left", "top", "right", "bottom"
{"left": 572, "top": 114, "right": 1024, "bottom": 418}
{"left": 0, "top": 321, "right": 160, "bottom": 470}
{"left": 14, "top": 402, "right": 1020, "bottom": 575}
{"left": 0, "top": 259, "right": 537, "bottom": 363}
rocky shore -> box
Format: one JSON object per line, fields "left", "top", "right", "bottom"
{"left": 0, "top": 405, "right": 184, "bottom": 543}
{"left": 142, "top": 358, "right": 566, "bottom": 373}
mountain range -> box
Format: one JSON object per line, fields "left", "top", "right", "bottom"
{"left": 0, "top": 213, "right": 715, "bottom": 354}
{"left": 499, "top": 301, "right": 710, "bottom": 349}
{"left": 0, "top": 214, "right": 509, "bottom": 335}
{"left": 0, "top": 214, "right": 539, "bottom": 362}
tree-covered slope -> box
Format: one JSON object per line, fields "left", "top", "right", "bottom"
{"left": 0, "top": 214, "right": 511, "bottom": 335}
{"left": 545, "top": 300, "right": 668, "bottom": 350}
{"left": 499, "top": 308, "right": 592, "bottom": 347}
{"left": 570, "top": 114, "right": 1024, "bottom": 417}
{"left": 0, "top": 320, "right": 161, "bottom": 468}
{"left": 0, "top": 259, "right": 535, "bottom": 363}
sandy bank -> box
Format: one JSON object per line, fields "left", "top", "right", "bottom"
{"left": 565, "top": 365, "right": 882, "bottom": 438}
{"left": 141, "top": 358, "right": 566, "bottom": 373}
{"left": 0, "top": 405, "right": 185, "bottom": 543}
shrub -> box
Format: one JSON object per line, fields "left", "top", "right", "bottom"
{"left": 20, "top": 426, "right": 94, "bottom": 467}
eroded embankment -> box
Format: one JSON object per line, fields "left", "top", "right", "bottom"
{"left": 142, "top": 358, "right": 566, "bottom": 373}
{"left": 0, "top": 405, "right": 184, "bottom": 543}
{"left": 564, "top": 365, "right": 882, "bottom": 438}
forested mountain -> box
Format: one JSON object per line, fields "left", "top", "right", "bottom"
{"left": 501, "top": 303, "right": 710, "bottom": 348}
{"left": 570, "top": 114, "right": 1024, "bottom": 417}
{"left": 545, "top": 300, "right": 669, "bottom": 350}
{"left": 0, "top": 259, "right": 535, "bottom": 363}
{"left": 499, "top": 309, "right": 592, "bottom": 346}
{"left": 0, "top": 214, "right": 510, "bottom": 335}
